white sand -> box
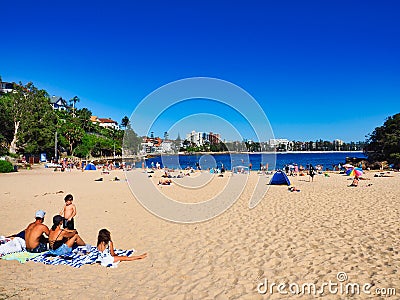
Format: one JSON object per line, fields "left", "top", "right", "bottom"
{"left": 0, "top": 167, "right": 399, "bottom": 299}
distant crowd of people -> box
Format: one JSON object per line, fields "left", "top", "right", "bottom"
{"left": 52, "top": 158, "right": 132, "bottom": 173}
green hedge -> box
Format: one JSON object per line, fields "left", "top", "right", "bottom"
{"left": 0, "top": 160, "right": 14, "bottom": 173}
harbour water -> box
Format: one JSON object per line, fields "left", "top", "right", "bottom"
{"left": 138, "top": 152, "right": 366, "bottom": 171}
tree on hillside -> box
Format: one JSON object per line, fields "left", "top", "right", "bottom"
{"left": 364, "top": 113, "right": 400, "bottom": 166}
{"left": 59, "top": 120, "right": 85, "bottom": 155}
{"left": 19, "top": 96, "right": 57, "bottom": 155}
{"left": 76, "top": 108, "right": 93, "bottom": 132}
{"left": 122, "top": 124, "right": 142, "bottom": 155}
{"left": 73, "top": 133, "right": 97, "bottom": 158}
{"left": 69, "top": 96, "right": 80, "bottom": 117}
{"left": 0, "top": 94, "right": 14, "bottom": 153}
{"left": 0, "top": 82, "right": 56, "bottom": 154}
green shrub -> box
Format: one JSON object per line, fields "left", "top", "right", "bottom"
{"left": 0, "top": 160, "right": 14, "bottom": 173}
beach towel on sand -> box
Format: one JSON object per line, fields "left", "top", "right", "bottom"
{"left": 30, "top": 246, "right": 135, "bottom": 268}
{"left": 1, "top": 251, "right": 41, "bottom": 263}
{"left": 2, "top": 246, "right": 135, "bottom": 268}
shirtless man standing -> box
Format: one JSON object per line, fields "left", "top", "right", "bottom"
{"left": 25, "top": 210, "right": 50, "bottom": 253}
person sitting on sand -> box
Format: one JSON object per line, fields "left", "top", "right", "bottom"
{"left": 161, "top": 171, "right": 172, "bottom": 178}
{"left": 97, "top": 229, "right": 147, "bottom": 266}
{"left": 48, "top": 215, "right": 88, "bottom": 256}
{"left": 25, "top": 210, "right": 50, "bottom": 253}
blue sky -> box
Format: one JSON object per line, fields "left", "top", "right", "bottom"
{"left": 1, "top": 1, "right": 399, "bottom": 142}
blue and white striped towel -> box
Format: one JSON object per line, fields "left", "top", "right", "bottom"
{"left": 30, "top": 246, "right": 135, "bottom": 268}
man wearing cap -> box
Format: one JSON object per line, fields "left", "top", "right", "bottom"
{"left": 25, "top": 210, "right": 50, "bottom": 253}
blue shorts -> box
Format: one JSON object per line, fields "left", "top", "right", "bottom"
{"left": 49, "top": 244, "right": 72, "bottom": 256}
{"left": 27, "top": 242, "right": 48, "bottom": 253}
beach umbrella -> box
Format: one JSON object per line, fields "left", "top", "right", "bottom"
{"left": 347, "top": 168, "right": 363, "bottom": 177}
{"left": 345, "top": 168, "right": 359, "bottom": 176}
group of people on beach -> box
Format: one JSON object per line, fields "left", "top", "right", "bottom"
{"left": 7, "top": 194, "right": 147, "bottom": 265}
{"left": 53, "top": 158, "right": 128, "bottom": 173}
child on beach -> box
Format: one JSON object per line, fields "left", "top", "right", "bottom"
{"left": 97, "top": 229, "right": 147, "bottom": 266}
{"left": 59, "top": 194, "right": 76, "bottom": 230}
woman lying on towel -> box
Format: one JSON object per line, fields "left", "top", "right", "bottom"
{"left": 97, "top": 229, "right": 147, "bottom": 266}
{"left": 48, "top": 215, "right": 89, "bottom": 256}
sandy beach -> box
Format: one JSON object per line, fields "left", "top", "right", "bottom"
{"left": 1, "top": 167, "right": 399, "bottom": 299}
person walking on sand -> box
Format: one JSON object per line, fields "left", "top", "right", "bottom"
{"left": 60, "top": 194, "right": 76, "bottom": 230}
{"left": 97, "top": 229, "right": 147, "bottom": 266}
{"left": 309, "top": 164, "right": 316, "bottom": 182}
{"left": 25, "top": 210, "right": 50, "bottom": 253}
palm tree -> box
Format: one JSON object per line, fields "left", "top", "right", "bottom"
{"left": 121, "top": 116, "right": 130, "bottom": 128}
{"left": 69, "top": 96, "right": 80, "bottom": 117}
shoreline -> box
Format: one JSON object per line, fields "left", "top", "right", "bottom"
{"left": 145, "top": 150, "right": 364, "bottom": 157}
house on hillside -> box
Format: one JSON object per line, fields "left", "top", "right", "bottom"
{"left": 90, "top": 116, "right": 100, "bottom": 125}
{"left": 50, "top": 96, "right": 69, "bottom": 111}
{"left": 90, "top": 116, "right": 119, "bottom": 130}
{"left": 0, "top": 82, "right": 14, "bottom": 94}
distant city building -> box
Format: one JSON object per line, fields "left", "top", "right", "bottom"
{"left": 141, "top": 136, "right": 163, "bottom": 153}
{"left": 186, "top": 131, "right": 202, "bottom": 146}
{"left": 208, "top": 132, "right": 221, "bottom": 145}
{"left": 161, "top": 140, "right": 173, "bottom": 153}
{"left": 334, "top": 139, "right": 344, "bottom": 151}
{"left": 185, "top": 131, "right": 221, "bottom": 147}
{"left": 268, "top": 139, "right": 289, "bottom": 149}
{"left": 50, "top": 96, "right": 69, "bottom": 111}
{"left": 141, "top": 141, "right": 154, "bottom": 154}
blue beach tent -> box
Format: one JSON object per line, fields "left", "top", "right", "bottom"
{"left": 269, "top": 170, "right": 291, "bottom": 185}
{"left": 84, "top": 163, "right": 97, "bottom": 171}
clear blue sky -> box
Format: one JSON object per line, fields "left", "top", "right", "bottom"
{"left": 1, "top": 0, "right": 399, "bottom": 142}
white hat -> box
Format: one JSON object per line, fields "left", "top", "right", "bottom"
{"left": 35, "top": 210, "right": 46, "bottom": 219}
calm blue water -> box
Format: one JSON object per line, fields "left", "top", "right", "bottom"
{"left": 138, "top": 152, "right": 366, "bottom": 171}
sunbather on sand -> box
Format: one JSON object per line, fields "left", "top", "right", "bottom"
{"left": 374, "top": 172, "right": 394, "bottom": 177}
{"left": 97, "top": 229, "right": 147, "bottom": 266}
{"left": 348, "top": 178, "right": 359, "bottom": 187}
{"left": 288, "top": 186, "right": 301, "bottom": 192}
{"left": 158, "top": 179, "right": 172, "bottom": 185}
